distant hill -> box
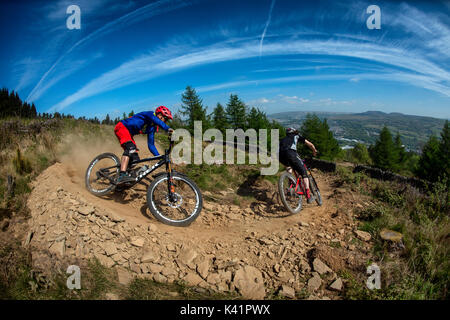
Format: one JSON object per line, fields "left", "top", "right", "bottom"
{"left": 268, "top": 110, "right": 447, "bottom": 152}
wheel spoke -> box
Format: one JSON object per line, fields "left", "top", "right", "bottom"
{"left": 87, "top": 156, "right": 119, "bottom": 194}
{"left": 149, "top": 176, "right": 200, "bottom": 223}
{"left": 279, "top": 172, "right": 302, "bottom": 214}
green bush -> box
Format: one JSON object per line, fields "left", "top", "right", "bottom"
{"left": 372, "top": 184, "right": 405, "bottom": 207}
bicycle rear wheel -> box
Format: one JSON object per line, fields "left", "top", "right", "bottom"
{"left": 147, "top": 173, "right": 203, "bottom": 226}
{"left": 85, "top": 153, "right": 120, "bottom": 196}
{"left": 309, "top": 175, "right": 322, "bottom": 206}
{"left": 278, "top": 171, "right": 302, "bottom": 214}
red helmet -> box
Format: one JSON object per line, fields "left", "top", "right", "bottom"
{"left": 155, "top": 105, "right": 173, "bottom": 120}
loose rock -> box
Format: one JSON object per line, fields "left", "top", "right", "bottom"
{"left": 308, "top": 274, "right": 322, "bottom": 291}
{"left": 280, "top": 285, "right": 296, "bottom": 299}
{"left": 355, "top": 230, "right": 372, "bottom": 242}
{"left": 233, "top": 265, "right": 265, "bottom": 300}
{"left": 312, "top": 258, "right": 332, "bottom": 275}
{"left": 183, "top": 272, "right": 204, "bottom": 286}
{"left": 130, "top": 236, "right": 145, "bottom": 247}
{"left": 329, "top": 278, "right": 343, "bottom": 291}
{"left": 78, "top": 206, "right": 95, "bottom": 216}
{"left": 379, "top": 229, "right": 403, "bottom": 242}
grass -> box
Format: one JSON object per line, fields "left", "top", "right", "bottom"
{"left": 0, "top": 118, "right": 113, "bottom": 217}
{"left": 0, "top": 118, "right": 120, "bottom": 299}
{"left": 0, "top": 238, "right": 244, "bottom": 300}
{"left": 2, "top": 118, "right": 448, "bottom": 300}
{"left": 124, "top": 278, "right": 240, "bottom": 300}
{"left": 0, "top": 118, "right": 253, "bottom": 300}
{"left": 335, "top": 167, "right": 449, "bottom": 300}
{"left": 0, "top": 242, "right": 118, "bottom": 300}
{"left": 182, "top": 163, "right": 242, "bottom": 192}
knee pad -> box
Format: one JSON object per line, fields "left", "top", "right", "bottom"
{"left": 122, "top": 141, "right": 140, "bottom": 164}
{"left": 122, "top": 141, "right": 137, "bottom": 157}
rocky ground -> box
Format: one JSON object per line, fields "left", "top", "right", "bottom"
{"left": 19, "top": 152, "right": 375, "bottom": 300}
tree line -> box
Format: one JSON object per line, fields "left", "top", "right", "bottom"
{"left": 345, "top": 123, "right": 449, "bottom": 183}
{"left": 175, "top": 85, "right": 285, "bottom": 136}
{"left": 0, "top": 88, "right": 37, "bottom": 118}
{"left": 174, "top": 85, "right": 450, "bottom": 183}
{"left": 3, "top": 86, "right": 447, "bottom": 183}
{"left": 0, "top": 88, "right": 126, "bottom": 125}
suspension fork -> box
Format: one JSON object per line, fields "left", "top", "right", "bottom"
{"left": 165, "top": 154, "right": 176, "bottom": 201}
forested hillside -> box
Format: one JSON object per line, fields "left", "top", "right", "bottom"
{"left": 269, "top": 111, "right": 447, "bottom": 152}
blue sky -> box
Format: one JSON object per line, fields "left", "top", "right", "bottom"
{"left": 1, "top": 0, "right": 449, "bottom": 120}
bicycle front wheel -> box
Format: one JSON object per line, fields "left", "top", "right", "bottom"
{"left": 278, "top": 171, "right": 302, "bottom": 214}
{"left": 147, "top": 173, "right": 203, "bottom": 226}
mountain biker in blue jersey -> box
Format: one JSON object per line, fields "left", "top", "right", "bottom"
{"left": 114, "top": 106, "right": 174, "bottom": 184}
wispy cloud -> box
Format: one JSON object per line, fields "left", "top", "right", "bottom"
{"left": 49, "top": 30, "right": 450, "bottom": 112}
{"left": 35, "top": 1, "right": 448, "bottom": 113}
{"left": 197, "top": 71, "right": 449, "bottom": 98}
{"left": 27, "top": 0, "right": 196, "bottom": 103}
{"left": 28, "top": 53, "right": 104, "bottom": 102}
{"left": 13, "top": 58, "right": 43, "bottom": 93}
{"left": 259, "top": 0, "right": 276, "bottom": 56}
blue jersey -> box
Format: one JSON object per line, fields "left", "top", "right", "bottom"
{"left": 121, "top": 111, "right": 170, "bottom": 156}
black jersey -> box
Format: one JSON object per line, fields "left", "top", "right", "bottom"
{"left": 279, "top": 133, "right": 306, "bottom": 152}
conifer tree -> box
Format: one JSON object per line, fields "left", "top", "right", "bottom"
{"left": 103, "top": 114, "right": 111, "bottom": 125}
{"left": 416, "top": 120, "right": 450, "bottom": 182}
{"left": 180, "top": 86, "right": 209, "bottom": 133}
{"left": 225, "top": 94, "right": 247, "bottom": 130}
{"left": 393, "top": 132, "right": 407, "bottom": 170}
{"left": 351, "top": 143, "right": 371, "bottom": 164}
{"left": 439, "top": 120, "right": 450, "bottom": 179}
{"left": 416, "top": 135, "right": 441, "bottom": 181}
{"left": 247, "top": 107, "right": 270, "bottom": 131}
{"left": 369, "top": 126, "right": 397, "bottom": 170}
{"left": 31, "top": 103, "right": 37, "bottom": 118}
{"left": 299, "top": 114, "right": 340, "bottom": 160}
{"left": 212, "top": 103, "right": 228, "bottom": 134}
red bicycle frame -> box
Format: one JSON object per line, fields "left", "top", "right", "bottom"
{"left": 288, "top": 162, "right": 310, "bottom": 196}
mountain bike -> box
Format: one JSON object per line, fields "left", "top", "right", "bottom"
{"left": 278, "top": 158, "right": 322, "bottom": 214}
{"left": 85, "top": 134, "right": 203, "bottom": 227}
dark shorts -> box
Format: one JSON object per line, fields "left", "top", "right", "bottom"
{"left": 279, "top": 149, "right": 308, "bottom": 178}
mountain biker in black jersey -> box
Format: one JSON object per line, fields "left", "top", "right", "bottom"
{"left": 279, "top": 127, "right": 318, "bottom": 204}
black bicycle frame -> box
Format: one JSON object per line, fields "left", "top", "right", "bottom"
{"left": 127, "top": 138, "right": 175, "bottom": 186}
{"left": 99, "top": 137, "right": 175, "bottom": 188}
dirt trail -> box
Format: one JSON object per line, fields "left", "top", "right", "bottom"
{"left": 25, "top": 136, "right": 374, "bottom": 300}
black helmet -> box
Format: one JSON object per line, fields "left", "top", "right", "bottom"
{"left": 286, "top": 127, "right": 298, "bottom": 135}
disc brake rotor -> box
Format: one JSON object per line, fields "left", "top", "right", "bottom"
{"left": 165, "top": 192, "right": 183, "bottom": 208}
